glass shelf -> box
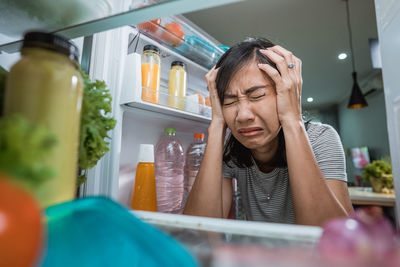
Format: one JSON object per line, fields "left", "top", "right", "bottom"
{"left": 0, "top": 0, "right": 242, "bottom": 54}
{"left": 136, "top": 15, "right": 225, "bottom": 69}
{"left": 132, "top": 211, "right": 321, "bottom": 266}
{"left": 124, "top": 87, "right": 211, "bottom": 124}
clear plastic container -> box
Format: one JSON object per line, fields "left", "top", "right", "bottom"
{"left": 135, "top": 16, "right": 224, "bottom": 69}
{"left": 155, "top": 128, "right": 185, "bottom": 213}
{"left": 141, "top": 44, "right": 161, "bottom": 104}
{"left": 176, "top": 35, "right": 222, "bottom": 69}
{"left": 183, "top": 133, "right": 206, "bottom": 209}
{"left": 168, "top": 61, "right": 187, "bottom": 110}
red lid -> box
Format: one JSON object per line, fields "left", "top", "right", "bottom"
{"left": 194, "top": 133, "right": 205, "bottom": 139}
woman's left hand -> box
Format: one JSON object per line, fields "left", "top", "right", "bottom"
{"left": 258, "top": 46, "right": 303, "bottom": 128}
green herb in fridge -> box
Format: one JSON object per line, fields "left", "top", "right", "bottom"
{"left": 0, "top": 114, "right": 57, "bottom": 190}
{"left": 78, "top": 70, "right": 116, "bottom": 186}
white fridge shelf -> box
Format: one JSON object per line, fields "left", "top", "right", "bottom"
{"left": 123, "top": 86, "right": 211, "bottom": 124}
{"left": 132, "top": 211, "right": 322, "bottom": 243}
{"left": 124, "top": 99, "right": 211, "bottom": 124}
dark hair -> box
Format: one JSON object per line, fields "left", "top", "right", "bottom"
{"left": 215, "top": 37, "right": 286, "bottom": 168}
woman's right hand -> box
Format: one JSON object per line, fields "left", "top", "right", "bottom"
{"left": 206, "top": 66, "right": 226, "bottom": 128}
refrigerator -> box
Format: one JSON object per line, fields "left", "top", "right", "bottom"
{"left": 2, "top": 0, "right": 400, "bottom": 265}
{"left": 83, "top": 20, "right": 215, "bottom": 205}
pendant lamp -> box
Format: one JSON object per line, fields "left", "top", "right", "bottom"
{"left": 345, "top": 0, "right": 368, "bottom": 109}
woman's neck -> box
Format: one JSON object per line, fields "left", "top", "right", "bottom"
{"left": 251, "top": 137, "right": 279, "bottom": 173}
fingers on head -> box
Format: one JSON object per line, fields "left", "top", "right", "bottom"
{"left": 258, "top": 63, "right": 280, "bottom": 82}
{"left": 259, "top": 48, "right": 289, "bottom": 77}
{"left": 205, "top": 67, "right": 219, "bottom": 81}
{"left": 270, "top": 45, "right": 294, "bottom": 65}
{"left": 294, "top": 57, "right": 302, "bottom": 80}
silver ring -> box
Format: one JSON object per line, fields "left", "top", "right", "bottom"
{"left": 288, "top": 63, "right": 295, "bottom": 69}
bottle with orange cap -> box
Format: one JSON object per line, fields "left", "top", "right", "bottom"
{"left": 182, "top": 133, "right": 206, "bottom": 209}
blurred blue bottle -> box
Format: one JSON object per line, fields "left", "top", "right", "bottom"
{"left": 41, "top": 197, "right": 197, "bottom": 267}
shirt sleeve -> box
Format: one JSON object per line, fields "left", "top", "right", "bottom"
{"left": 310, "top": 124, "right": 348, "bottom": 182}
{"left": 222, "top": 161, "right": 236, "bottom": 179}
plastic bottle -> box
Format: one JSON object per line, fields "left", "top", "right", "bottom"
{"left": 183, "top": 133, "right": 206, "bottom": 206}
{"left": 4, "top": 31, "right": 83, "bottom": 207}
{"left": 168, "top": 61, "right": 186, "bottom": 110}
{"left": 131, "top": 144, "right": 157, "bottom": 212}
{"left": 141, "top": 44, "right": 161, "bottom": 104}
{"left": 155, "top": 128, "right": 185, "bottom": 213}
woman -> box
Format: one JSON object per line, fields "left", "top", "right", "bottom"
{"left": 183, "top": 38, "right": 353, "bottom": 226}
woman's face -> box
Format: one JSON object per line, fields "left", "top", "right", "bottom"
{"left": 222, "top": 61, "right": 281, "bottom": 150}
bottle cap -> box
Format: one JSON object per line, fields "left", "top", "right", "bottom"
{"left": 171, "top": 61, "right": 185, "bottom": 67}
{"left": 143, "top": 44, "right": 160, "bottom": 54}
{"left": 138, "top": 144, "right": 154, "bottom": 163}
{"left": 194, "top": 133, "right": 205, "bottom": 139}
{"left": 164, "top": 128, "right": 176, "bottom": 134}
{"left": 22, "top": 31, "right": 79, "bottom": 65}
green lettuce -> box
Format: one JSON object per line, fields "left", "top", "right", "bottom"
{"left": 0, "top": 114, "right": 57, "bottom": 189}
{"left": 78, "top": 70, "right": 116, "bottom": 185}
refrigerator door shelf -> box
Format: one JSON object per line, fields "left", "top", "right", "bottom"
{"left": 120, "top": 35, "right": 211, "bottom": 123}
{"left": 124, "top": 87, "right": 211, "bottom": 124}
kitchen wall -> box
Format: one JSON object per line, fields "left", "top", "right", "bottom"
{"left": 303, "top": 106, "right": 339, "bottom": 132}
{"left": 337, "top": 90, "right": 390, "bottom": 183}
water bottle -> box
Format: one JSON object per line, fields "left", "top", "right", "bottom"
{"left": 183, "top": 133, "right": 206, "bottom": 207}
{"left": 155, "top": 128, "right": 185, "bottom": 213}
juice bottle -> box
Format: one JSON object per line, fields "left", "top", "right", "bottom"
{"left": 141, "top": 45, "right": 161, "bottom": 104}
{"left": 168, "top": 61, "right": 186, "bottom": 110}
{"left": 4, "top": 31, "right": 83, "bottom": 207}
{"left": 131, "top": 144, "right": 157, "bottom": 211}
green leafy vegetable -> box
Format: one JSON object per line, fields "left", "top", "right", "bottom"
{"left": 78, "top": 70, "right": 116, "bottom": 185}
{"left": 0, "top": 114, "right": 57, "bottom": 190}
{"left": 363, "top": 159, "right": 393, "bottom": 189}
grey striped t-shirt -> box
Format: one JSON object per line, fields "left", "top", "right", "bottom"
{"left": 222, "top": 122, "right": 347, "bottom": 224}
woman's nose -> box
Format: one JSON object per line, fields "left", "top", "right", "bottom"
{"left": 235, "top": 100, "right": 255, "bottom": 123}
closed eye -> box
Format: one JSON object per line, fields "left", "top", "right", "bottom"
{"left": 223, "top": 100, "right": 238, "bottom": 106}
{"left": 249, "top": 93, "right": 265, "bottom": 100}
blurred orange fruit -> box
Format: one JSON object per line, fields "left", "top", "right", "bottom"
{"left": 0, "top": 175, "right": 43, "bottom": 267}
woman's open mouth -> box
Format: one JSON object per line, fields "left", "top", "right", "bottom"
{"left": 238, "top": 127, "right": 264, "bottom": 137}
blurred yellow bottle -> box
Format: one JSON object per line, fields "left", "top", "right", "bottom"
{"left": 4, "top": 31, "right": 83, "bottom": 207}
